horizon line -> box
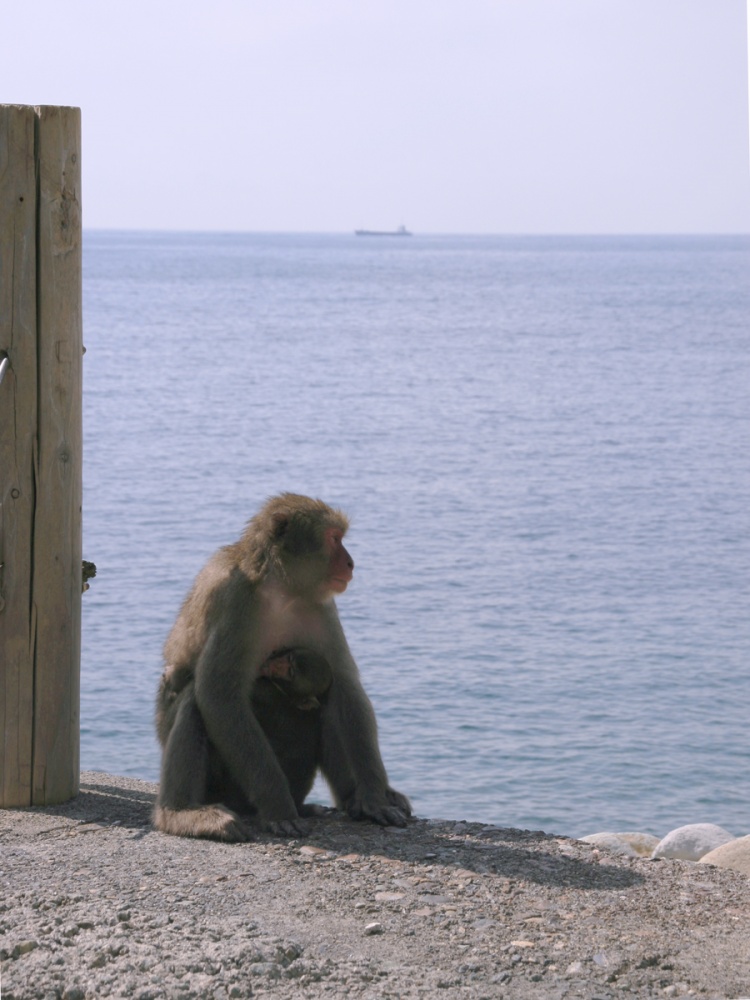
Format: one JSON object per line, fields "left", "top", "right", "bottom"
{"left": 81, "top": 227, "right": 750, "bottom": 238}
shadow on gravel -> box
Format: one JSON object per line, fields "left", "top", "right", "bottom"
{"left": 25, "top": 774, "right": 156, "bottom": 832}
{"left": 23, "top": 777, "right": 645, "bottom": 891}
{"left": 414, "top": 837, "right": 646, "bottom": 891}
{"left": 311, "top": 823, "right": 647, "bottom": 892}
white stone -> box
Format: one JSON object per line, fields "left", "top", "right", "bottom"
{"left": 699, "top": 834, "right": 750, "bottom": 875}
{"left": 579, "top": 833, "right": 639, "bottom": 858}
{"left": 581, "top": 831, "right": 660, "bottom": 857}
{"left": 616, "top": 832, "right": 661, "bottom": 857}
{"left": 651, "top": 823, "right": 735, "bottom": 861}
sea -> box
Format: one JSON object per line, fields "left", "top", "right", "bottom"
{"left": 81, "top": 231, "right": 750, "bottom": 840}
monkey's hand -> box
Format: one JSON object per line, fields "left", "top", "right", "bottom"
{"left": 386, "top": 786, "right": 413, "bottom": 817}
{"left": 346, "top": 787, "right": 412, "bottom": 828}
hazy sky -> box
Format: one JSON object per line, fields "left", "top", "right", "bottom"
{"left": 2, "top": 0, "right": 749, "bottom": 233}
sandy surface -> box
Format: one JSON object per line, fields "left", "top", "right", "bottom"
{"left": 2, "top": 772, "right": 749, "bottom": 999}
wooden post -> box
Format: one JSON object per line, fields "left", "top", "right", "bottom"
{"left": 0, "top": 105, "right": 82, "bottom": 806}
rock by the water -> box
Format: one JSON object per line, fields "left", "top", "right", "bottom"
{"left": 699, "top": 834, "right": 750, "bottom": 875}
{"left": 618, "top": 832, "right": 661, "bottom": 857}
{"left": 580, "top": 833, "right": 638, "bottom": 857}
{"left": 581, "top": 831, "right": 660, "bottom": 858}
{"left": 651, "top": 823, "right": 735, "bottom": 861}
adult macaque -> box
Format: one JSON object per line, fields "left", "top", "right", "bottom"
{"left": 154, "top": 493, "right": 411, "bottom": 842}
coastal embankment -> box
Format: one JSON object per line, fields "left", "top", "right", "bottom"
{"left": 2, "top": 772, "right": 749, "bottom": 999}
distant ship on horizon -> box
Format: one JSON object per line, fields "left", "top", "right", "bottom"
{"left": 355, "top": 224, "right": 412, "bottom": 237}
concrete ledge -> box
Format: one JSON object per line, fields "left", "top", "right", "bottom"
{"left": 2, "top": 772, "right": 749, "bottom": 998}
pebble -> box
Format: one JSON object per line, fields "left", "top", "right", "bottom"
{"left": 364, "top": 922, "right": 384, "bottom": 936}
{"left": 12, "top": 939, "right": 38, "bottom": 957}
{"left": 249, "top": 961, "right": 282, "bottom": 978}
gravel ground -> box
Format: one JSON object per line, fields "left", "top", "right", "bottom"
{"left": 2, "top": 772, "right": 749, "bottom": 999}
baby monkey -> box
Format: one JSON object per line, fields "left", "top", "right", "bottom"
{"left": 252, "top": 647, "right": 333, "bottom": 815}
{"left": 255, "top": 646, "right": 332, "bottom": 711}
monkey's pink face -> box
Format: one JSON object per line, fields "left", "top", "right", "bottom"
{"left": 325, "top": 528, "right": 354, "bottom": 594}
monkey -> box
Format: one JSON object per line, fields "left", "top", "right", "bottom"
{"left": 154, "top": 493, "right": 411, "bottom": 842}
{"left": 256, "top": 646, "right": 333, "bottom": 711}
{"left": 251, "top": 647, "right": 333, "bottom": 813}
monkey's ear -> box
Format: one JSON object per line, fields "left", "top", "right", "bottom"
{"left": 271, "top": 512, "right": 290, "bottom": 538}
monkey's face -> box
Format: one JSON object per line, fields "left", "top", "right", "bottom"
{"left": 324, "top": 528, "right": 354, "bottom": 595}
{"left": 270, "top": 507, "right": 353, "bottom": 601}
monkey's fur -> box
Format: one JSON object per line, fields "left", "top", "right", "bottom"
{"left": 154, "top": 493, "right": 411, "bottom": 842}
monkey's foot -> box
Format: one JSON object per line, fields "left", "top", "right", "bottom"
{"left": 153, "top": 804, "right": 254, "bottom": 843}
{"left": 262, "top": 816, "right": 312, "bottom": 838}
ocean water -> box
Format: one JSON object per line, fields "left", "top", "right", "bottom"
{"left": 81, "top": 232, "right": 750, "bottom": 839}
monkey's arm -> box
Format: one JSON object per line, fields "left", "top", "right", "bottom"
{"left": 321, "top": 669, "right": 411, "bottom": 826}
{"left": 194, "top": 631, "right": 307, "bottom": 835}
{"left": 319, "top": 611, "right": 412, "bottom": 826}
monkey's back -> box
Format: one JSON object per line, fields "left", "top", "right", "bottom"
{"left": 162, "top": 545, "right": 255, "bottom": 673}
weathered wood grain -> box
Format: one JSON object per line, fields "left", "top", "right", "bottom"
{"left": 0, "top": 105, "right": 82, "bottom": 806}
